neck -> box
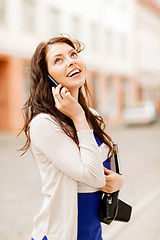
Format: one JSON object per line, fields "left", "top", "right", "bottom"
{"left": 70, "top": 88, "right": 79, "bottom": 101}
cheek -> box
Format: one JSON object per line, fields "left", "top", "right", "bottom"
{"left": 79, "top": 61, "right": 86, "bottom": 74}
{"left": 50, "top": 67, "right": 65, "bottom": 82}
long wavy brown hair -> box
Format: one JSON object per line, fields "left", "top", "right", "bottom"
{"left": 18, "top": 35, "right": 114, "bottom": 156}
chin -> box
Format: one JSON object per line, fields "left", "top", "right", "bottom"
{"left": 70, "top": 78, "right": 85, "bottom": 89}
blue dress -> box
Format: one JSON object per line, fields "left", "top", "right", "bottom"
{"left": 77, "top": 134, "right": 111, "bottom": 240}
{"left": 32, "top": 135, "right": 111, "bottom": 240}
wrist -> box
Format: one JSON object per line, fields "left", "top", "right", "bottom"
{"left": 73, "top": 114, "right": 90, "bottom": 131}
{"left": 72, "top": 112, "right": 85, "bottom": 123}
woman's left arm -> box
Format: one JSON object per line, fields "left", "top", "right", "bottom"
{"left": 100, "top": 167, "right": 124, "bottom": 193}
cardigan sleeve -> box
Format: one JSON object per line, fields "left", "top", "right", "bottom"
{"left": 30, "top": 114, "right": 105, "bottom": 188}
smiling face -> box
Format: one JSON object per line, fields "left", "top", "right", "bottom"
{"left": 46, "top": 42, "right": 86, "bottom": 95}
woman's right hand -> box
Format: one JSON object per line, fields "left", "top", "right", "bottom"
{"left": 52, "top": 85, "right": 89, "bottom": 131}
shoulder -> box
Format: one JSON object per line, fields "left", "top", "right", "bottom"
{"left": 30, "top": 113, "right": 53, "bottom": 127}
{"left": 29, "top": 113, "right": 64, "bottom": 145}
{"left": 30, "top": 113, "right": 60, "bottom": 133}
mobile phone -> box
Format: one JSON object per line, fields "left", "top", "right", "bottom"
{"left": 47, "top": 74, "right": 59, "bottom": 87}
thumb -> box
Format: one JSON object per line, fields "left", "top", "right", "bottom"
{"left": 104, "top": 167, "right": 113, "bottom": 175}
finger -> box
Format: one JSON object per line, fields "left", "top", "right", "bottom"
{"left": 52, "top": 84, "right": 61, "bottom": 96}
{"left": 101, "top": 177, "right": 112, "bottom": 190}
{"left": 60, "top": 87, "right": 69, "bottom": 100}
{"left": 104, "top": 182, "right": 114, "bottom": 193}
{"left": 52, "top": 86, "right": 62, "bottom": 107}
{"left": 100, "top": 185, "right": 112, "bottom": 194}
{"left": 104, "top": 167, "right": 112, "bottom": 175}
{"left": 52, "top": 86, "right": 56, "bottom": 95}
{"left": 54, "top": 84, "right": 63, "bottom": 102}
{"left": 52, "top": 87, "right": 57, "bottom": 101}
{"left": 65, "top": 91, "right": 75, "bottom": 102}
{"left": 105, "top": 177, "right": 111, "bottom": 183}
{"left": 55, "top": 84, "right": 62, "bottom": 94}
{"left": 53, "top": 95, "right": 61, "bottom": 109}
{"left": 100, "top": 186, "right": 107, "bottom": 192}
{"left": 105, "top": 174, "right": 115, "bottom": 185}
{"left": 105, "top": 179, "right": 112, "bottom": 186}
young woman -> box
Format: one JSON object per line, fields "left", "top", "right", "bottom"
{"left": 19, "top": 35, "right": 123, "bottom": 240}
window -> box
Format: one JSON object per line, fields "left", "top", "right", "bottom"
{"left": 106, "top": 30, "right": 114, "bottom": 56}
{"left": 48, "top": 8, "right": 60, "bottom": 36}
{"left": 90, "top": 24, "right": 99, "bottom": 51}
{"left": 107, "top": 77, "right": 116, "bottom": 116}
{"left": 106, "top": 30, "right": 126, "bottom": 59}
{"left": 23, "top": 0, "right": 35, "bottom": 33}
{"left": 0, "top": 0, "right": 5, "bottom": 25}
{"left": 119, "top": 33, "right": 126, "bottom": 59}
{"left": 72, "top": 16, "right": 81, "bottom": 39}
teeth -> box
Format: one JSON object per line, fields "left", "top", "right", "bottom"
{"left": 68, "top": 69, "right": 80, "bottom": 77}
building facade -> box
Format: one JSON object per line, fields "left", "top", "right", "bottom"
{"left": 0, "top": 0, "right": 159, "bottom": 131}
{"left": 135, "top": 0, "right": 160, "bottom": 102}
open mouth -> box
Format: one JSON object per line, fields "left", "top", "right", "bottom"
{"left": 67, "top": 69, "right": 81, "bottom": 78}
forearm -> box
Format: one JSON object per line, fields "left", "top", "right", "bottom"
{"left": 30, "top": 115, "right": 105, "bottom": 188}
{"left": 73, "top": 114, "right": 90, "bottom": 132}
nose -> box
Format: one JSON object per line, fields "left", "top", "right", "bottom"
{"left": 68, "top": 57, "right": 77, "bottom": 67}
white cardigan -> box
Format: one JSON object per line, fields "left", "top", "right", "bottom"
{"left": 30, "top": 113, "right": 107, "bottom": 240}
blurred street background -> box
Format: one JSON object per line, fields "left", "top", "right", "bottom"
{"left": 0, "top": 0, "right": 160, "bottom": 239}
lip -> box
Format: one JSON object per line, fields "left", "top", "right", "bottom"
{"left": 67, "top": 67, "right": 81, "bottom": 77}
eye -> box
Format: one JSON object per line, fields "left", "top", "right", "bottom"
{"left": 71, "top": 51, "right": 77, "bottom": 57}
{"left": 55, "top": 58, "right": 62, "bottom": 64}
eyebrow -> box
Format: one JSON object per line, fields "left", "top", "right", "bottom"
{"left": 52, "top": 48, "right": 75, "bottom": 59}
